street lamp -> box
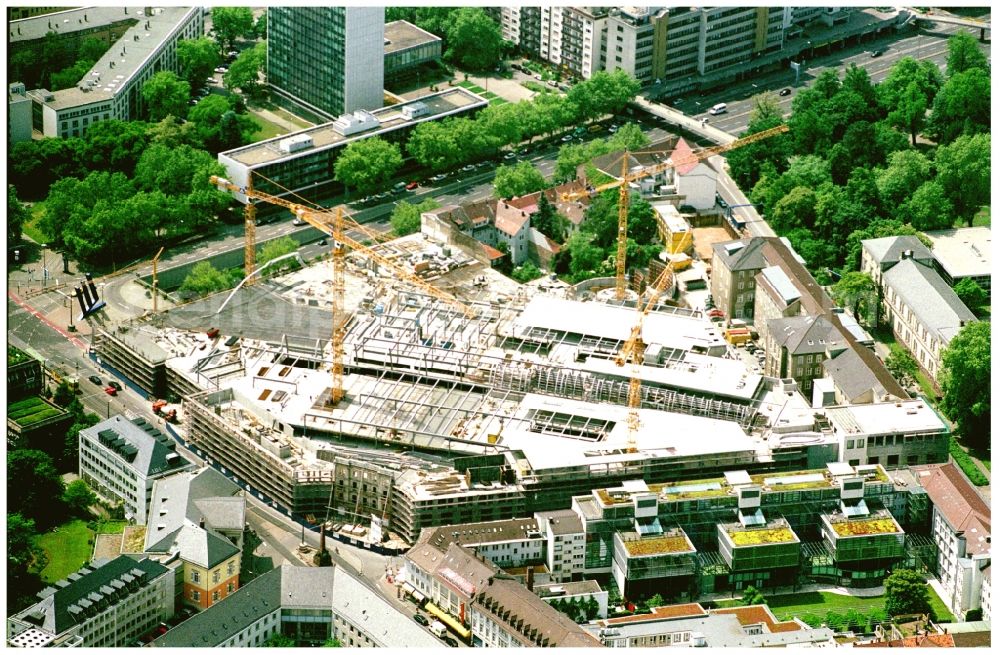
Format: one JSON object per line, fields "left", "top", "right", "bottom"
{"left": 55, "top": 289, "right": 75, "bottom": 332}
{"left": 41, "top": 243, "right": 48, "bottom": 287}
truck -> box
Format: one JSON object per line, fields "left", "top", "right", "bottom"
{"left": 152, "top": 400, "right": 178, "bottom": 423}
{"left": 429, "top": 621, "right": 448, "bottom": 638}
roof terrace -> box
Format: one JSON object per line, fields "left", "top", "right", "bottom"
{"left": 724, "top": 522, "right": 799, "bottom": 547}
{"left": 619, "top": 529, "right": 695, "bottom": 557}
{"left": 826, "top": 510, "right": 903, "bottom": 538}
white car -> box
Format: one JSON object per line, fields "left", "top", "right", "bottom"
{"left": 214, "top": 66, "right": 228, "bottom": 74}
{"left": 292, "top": 218, "right": 306, "bottom": 226}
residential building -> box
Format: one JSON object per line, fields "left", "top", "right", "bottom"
{"left": 536, "top": 509, "right": 586, "bottom": 583}
{"left": 754, "top": 265, "right": 803, "bottom": 326}
{"left": 217, "top": 87, "right": 487, "bottom": 206}
{"left": 7, "top": 556, "right": 173, "bottom": 648}
{"left": 268, "top": 7, "right": 384, "bottom": 120}
{"left": 924, "top": 226, "right": 992, "bottom": 296}
{"left": 404, "top": 541, "right": 496, "bottom": 641}
{"left": 711, "top": 238, "right": 769, "bottom": 320}
{"left": 8, "top": 82, "right": 32, "bottom": 143}
{"left": 143, "top": 467, "right": 245, "bottom": 610}
{"left": 383, "top": 20, "right": 442, "bottom": 84}
{"left": 762, "top": 315, "right": 845, "bottom": 396}
{"left": 79, "top": 415, "right": 194, "bottom": 524}
{"left": 471, "top": 578, "right": 602, "bottom": 647}
{"left": 410, "top": 518, "right": 546, "bottom": 573}
{"left": 826, "top": 399, "right": 950, "bottom": 469}
{"left": 494, "top": 199, "right": 534, "bottom": 266}
{"left": 881, "top": 256, "right": 976, "bottom": 382}
{"left": 153, "top": 564, "right": 441, "bottom": 647}
{"left": 585, "top": 602, "right": 836, "bottom": 647}
{"left": 914, "top": 464, "right": 991, "bottom": 620}
{"left": 860, "top": 235, "right": 934, "bottom": 287}
{"left": 22, "top": 7, "right": 203, "bottom": 138}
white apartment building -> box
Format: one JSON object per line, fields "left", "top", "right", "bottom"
{"left": 916, "top": 464, "right": 992, "bottom": 620}
{"left": 79, "top": 415, "right": 194, "bottom": 524}
{"left": 24, "top": 6, "right": 202, "bottom": 138}
{"left": 7, "top": 556, "right": 173, "bottom": 648}
{"left": 536, "top": 510, "right": 586, "bottom": 583}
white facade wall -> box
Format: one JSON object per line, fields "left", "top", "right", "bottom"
{"left": 675, "top": 162, "right": 717, "bottom": 209}
{"left": 220, "top": 609, "right": 282, "bottom": 647}
{"left": 470, "top": 605, "right": 525, "bottom": 648}
{"left": 79, "top": 432, "right": 151, "bottom": 525}
{"left": 8, "top": 90, "right": 32, "bottom": 142}
{"left": 464, "top": 537, "right": 545, "bottom": 568}
{"left": 540, "top": 7, "right": 565, "bottom": 64}
{"left": 499, "top": 7, "right": 521, "bottom": 44}
{"left": 932, "top": 507, "right": 991, "bottom": 618}
{"left": 980, "top": 572, "right": 991, "bottom": 621}
{"left": 342, "top": 7, "right": 386, "bottom": 114}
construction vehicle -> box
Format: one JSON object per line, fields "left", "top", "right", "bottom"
{"left": 560, "top": 124, "right": 789, "bottom": 300}
{"left": 209, "top": 174, "right": 475, "bottom": 407}
{"left": 152, "top": 400, "right": 178, "bottom": 423}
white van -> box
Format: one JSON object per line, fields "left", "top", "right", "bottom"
{"left": 429, "top": 621, "right": 447, "bottom": 638}
{"left": 709, "top": 103, "right": 727, "bottom": 115}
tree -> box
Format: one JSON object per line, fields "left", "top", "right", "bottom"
{"left": 927, "top": 68, "right": 990, "bottom": 144}
{"left": 148, "top": 115, "right": 202, "bottom": 149}
{"left": 532, "top": 193, "right": 571, "bottom": 243}
{"left": 565, "top": 231, "right": 607, "bottom": 282}
{"left": 254, "top": 11, "right": 268, "bottom": 39}
{"left": 884, "top": 569, "right": 931, "bottom": 618}
{"left": 179, "top": 261, "right": 234, "bottom": 298}
{"left": 901, "top": 181, "right": 953, "bottom": 231}
{"left": 177, "top": 37, "right": 222, "bottom": 90}
{"left": 940, "top": 321, "right": 990, "bottom": 452}
{"left": 223, "top": 41, "right": 267, "bottom": 95}
{"left": 82, "top": 119, "right": 151, "bottom": 175}
{"left": 8, "top": 185, "right": 28, "bottom": 245}
{"left": 876, "top": 150, "right": 931, "bottom": 211}
{"left": 141, "top": 71, "right": 190, "bottom": 122}
{"left": 727, "top": 101, "right": 791, "bottom": 190}
{"left": 8, "top": 449, "right": 65, "bottom": 526}
{"left": 52, "top": 381, "right": 76, "bottom": 407}
{"left": 493, "top": 161, "right": 547, "bottom": 199}
{"left": 63, "top": 479, "right": 98, "bottom": 517}
{"left": 211, "top": 7, "right": 255, "bottom": 51}
{"left": 333, "top": 138, "right": 403, "bottom": 196}
{"left": 188, "top": 95, "right": 258, "bottom": 152}
{"left": 946, "top": 32, "right": 989, "bottom": 77}
{"left": 646, "top": 593, "right": 665, "bottom": 608}
{"left": 262, "top": 633, "right": 296, "bottom": 647}
{"left": 888, "top": 81, "right": 927, "bottom": 145}
{"left": 832, "top": 272, "right": 877, "bottom": 323}
{"left": 258, "top": 236, "right": 300, "bottom": 275}
{"left": 879, "top": 57, "right": 942, "bottom": 111}
{"left": 769, "top": 186, "right": 817, "bottom": 233}
{"left": 953, "top": 279, "right": 987, "bottom": 315}
{"left": 511, "top": 262, "right": 543, "bottom": 283}
{"left": 741, "top": 585, "right": 766, "bottom": 606}
{"left": 407, "top": 121, "right": 461, "bottom": 171}
{"left": 62, "top": 413, "right": 100, "bottom": 472}
{"left": 934, "top": 133, "right": 990, "bottom": 225}
{"left": 886, "top": 344, "right": 919, "bottom": 387}
{"left": 7, "top": 513, "right": 45, "bottom": 613}
{"left": 390, "top": 198, "right": 440, "bottom": 237}
{"left": 444, "top": 8, "right": 503, "bottom": 72}
{"left": 568, "top": 70, "right": 641, "bottom": 120}
{"left": 322, "top": 638, "right": 342, "bottom": 647}
{"left": 477, "top": 103, "right": 525, "bottom": 154}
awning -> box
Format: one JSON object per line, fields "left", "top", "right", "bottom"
{"left": 424, "top": 602, "right": 472, "bottom": 640}
{"left": 401, "top": 582, "right": 426, "bottom": 603}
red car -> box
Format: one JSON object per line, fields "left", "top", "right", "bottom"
{"left": 104, "top": 386, "right": 118, "bottom": 397}
{"left": 405, "top": 181, "right": 419, "bottom": 190}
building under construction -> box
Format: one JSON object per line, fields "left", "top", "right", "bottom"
{"left": 96, "top": 231, "right": 950, "bottom": 546}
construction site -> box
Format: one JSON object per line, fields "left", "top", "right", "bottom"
{"left": 90, "top": 127, "right": 949, "bottom": 550}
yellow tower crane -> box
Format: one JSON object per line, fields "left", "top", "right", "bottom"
{"left": 615, "top": 228, "right": 694, "bottom": 452}
{"left": 561, "top": 124, "right": 789, "bottom": 300}
{"left": 210, "top": 176, "right": 476, "bottom": 407}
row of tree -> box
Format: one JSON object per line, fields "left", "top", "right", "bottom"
{"left": 333, "top": 69, "right": 641, "bottom": 195}
{"left": 178, "top": 236, "right": 301, "bottom": 298}
{"left": 547, "top": 595, "right": 602, "bottom": 623}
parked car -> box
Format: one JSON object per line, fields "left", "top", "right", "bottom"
{"left": 461, "top": 164, "right": 475, "bottom": 172}
{"left": 561, "top": 134, "right": 573, "bottom": 142}
{"left": 292, "top": 218, "right": 307, "bottom": 226}
{"left": 214, "top": 66, "right": 228, "bottom": 74}
{"left": 779, "top": 87, "right": 791, "bottom": 96}
{"left": 414, "top": 614, "right": 429, "bottom": 626}
{"left": 503, "top": 151, "right": 517, "bottom": 161}
{"left": 518, "top": 148, "right": 530, "bottom": 156}
{"left": 430, "top": 173, "right": 448, "bottom": 183}
{"left": 392, "top": 182, "right": 407, "bottom": 194}
{"left": 108, "top": 381, "right": 122, "bottom": 391}
{"left": 547, "top": 80, "right": 559, "bottom": 88}
{"left": 870, "top": 49, "right": 883, "bottom": 57}
{"left": 88, "top": 375, "right": 103, "bottom": 386}
{"left": 443, "top": 637, "right": 459, "bottom": 647}
{"left": 588, "top": 124, "right": 603, "bottom": 133}
{"left": 533, "top": 74, "right": 542, "bottom": 81}
{"left": 716, "top": 193, "right": 728, "bottom": 209}
{"left": 104, "top": 386, "right": 118, "bottom": 397}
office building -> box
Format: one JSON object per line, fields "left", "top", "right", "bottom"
{"left": 383, "top": 20, "right": 442, "bottom": 84}
{"left": 154, "top": 564, "right": 441, "bottom": 647}
{"left": 22, "top": 7, "right": 202, "bottom": 139}
{"left": 8, "top": 82, "right": 32, "bottom": 143}
{"left": 924, "top": 226, "right": 992, "bottom": 296}
{"left": 79, "top": 415, "right": 194, "bottom": 524}
{"left": 7, "top": 556, "right": 173, "bottom": 648}
{"left": 860, "top": 235, "right": 935, "bottom": 288}
{"left": 268, "top": 7, "right": 384, "bottom": 120}
{"left": 762, "top": 315, "right": 845, "bottom": 396}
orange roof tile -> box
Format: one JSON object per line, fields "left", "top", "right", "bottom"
{"left": 712, "top": 605, "right": 802, "bottom": 633}
{"left": 604, "top": 603, "right": 707, "bottom": 625}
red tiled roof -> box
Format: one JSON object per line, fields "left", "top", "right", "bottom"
{"left": 712, "top": 605, "right": 802, "bottom": 633}
{"left": 494, "top": 201, "right": 531, "bottom": 237}
{"left": 480, "top": 244, "right": 505, "bottom": 260}
{"left": 671, "top": 137, "right": 700, "bottom": 176}
{"left": 916, "top": 463, "right": 991, "bottom": 554}
{"left": 603, "top": 603, "right": 707, "bottom": 625}
{"left": 855, "top": 633, "right": 955, "bottom": 648}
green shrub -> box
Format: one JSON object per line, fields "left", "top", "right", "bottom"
{"left": 949, "top": 438, "right": 988, "bottom": 485}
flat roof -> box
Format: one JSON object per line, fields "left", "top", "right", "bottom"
{"left": 924, "top": 226, "right": 991, "bottom": 279}
{"left": 825, "top": 509, "right": 903, "bottom": 537}
{"left": 504, "top": 394, "right": 755, "bottom": 472}
{"left": 29, "top": 86, "right": 113, "bottom": 111}
{"left": 724, "top": 521, "right": 798, "bottom": 546}
{"left": 384, "top": 20, "right": 441, "bottom": 54}
{"left": 222, "top": 87, "right": 487, "bottom": 167}
{"left": 9, "top": 6, "right": 137, "bottom": 44}
{"left": 618, "top": 531, "right": 695, "bottom": 557}
{"left": 825, "top": 399, "right": 948, "bottom": 437}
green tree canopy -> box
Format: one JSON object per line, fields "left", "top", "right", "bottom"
{"left": 532, "top": 193, "right": 571, "bottom": 243}
{"left": 886, "top": 344, "right": 919, "bottom": 388}
{"left": 493, "top": 161, "right": 547, "bottom": 199}
{"left": 511, "top": 262, "right": 544, "bottom": 283}
{"left": 82, "top": 119, "right": 151, "bottom": 175}
{"left": 263, "top": 633, "right": 297, "bottom": 647}
{"left": 876, "top": 150, "right": 932, "bottom": 211}
{"left": 211, "top": 7, "right": 256, "bottom": 51}
{"left": 407, "top": 121, "right": 461, "bottom": 172}
{"left": 258, "top": 236, "right": 300, "bottom": 275}
{"left": 934, "top": 133, "right": 990, "bottom": 225}
{"left": 180, "top": 261, "right": 235, "bottom": 298}
{"left": 390, "top": 198, "right": 440, "bottom": 237}
{"left": 63, "top": 479, "right": 98, "bottom": 517}
{"left": 879, "top": 57, "right": 943, "bottom": 110}
{"left": 888, "top": 81, "right": 927, "bottom": 146}
{"left": 188, "top": 95, "right": 258, "bottom": 152}
{"left": 177, "top": 37, "right": 222, "bottom": 90}
{"left": 223, "top": 41, "right": 267, "bottom": 95}
{"left": 940, "top": 321, "right": 991, "bottom": 453}
{"left": 8, "top": 185, "right": 28, "bottom": 245}
{"left": 901, "top": 181, "right": 953, "bottom": 231}
{"left": 945, "top": 32, "right": 989, "bottom": 77}
{"left": 141, "top": 71, "right": 191, "bottom": 122}
{"left": 8, "top": 449, "right": 65, "bottom": 526}
{"left": 333, "top": 138, "right": 403, "bottom": 196}
{"left": 953, "top": 278, "right": 987, "bottom": 315}
{"left": 741, "top": 585, "right": 766, "bottom": 606}
{"left": 927, "top": 68, "right": 990, "bottom": 144}
{"left": 444, "top": 8, "right": 503, "bottom": 72}
{"left": 884, "top": 569, "right": 931, "bottom": 618}
{"left": 831, "top": 271, "right": 877, "bottom": 323}
{"left": 7, "top": 512, "right": 45, "bottom": 613}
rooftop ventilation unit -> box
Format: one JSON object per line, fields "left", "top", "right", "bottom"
{"left": 332, "top": 110, "right": 379, "bottom": 136}
{"left": 278, "top": 134, "right": 313, "bottom": 154}
{"left": 401, "top": 101, "right": 429, "bottom": 120}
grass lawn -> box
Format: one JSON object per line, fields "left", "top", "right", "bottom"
{"left": 35, "top": 519, "right": 94, "bottom": 583}
{"left": 926, "top": 585, "right": 955, "bottom": 623}
{"left": 716, "top": 585, "right": 953, "bottom": 623}
{"left": 248, "top": 113, "right": 287, "bottom": 141}
{"left": 959, "top": 206, "right": 990, "bottom": 228}
{"left": 22, "top": 201, "right": 51, "bottom": 244}
{"left": 95, "top": 519, "right": 127, "bottom": 534}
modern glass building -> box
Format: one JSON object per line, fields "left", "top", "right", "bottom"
{"left": 268, "top": 7, "right": 385, "bottom": 120}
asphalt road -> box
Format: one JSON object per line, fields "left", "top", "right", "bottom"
{"left": 673, "top": 17, "right": 990, "bottom": 135}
